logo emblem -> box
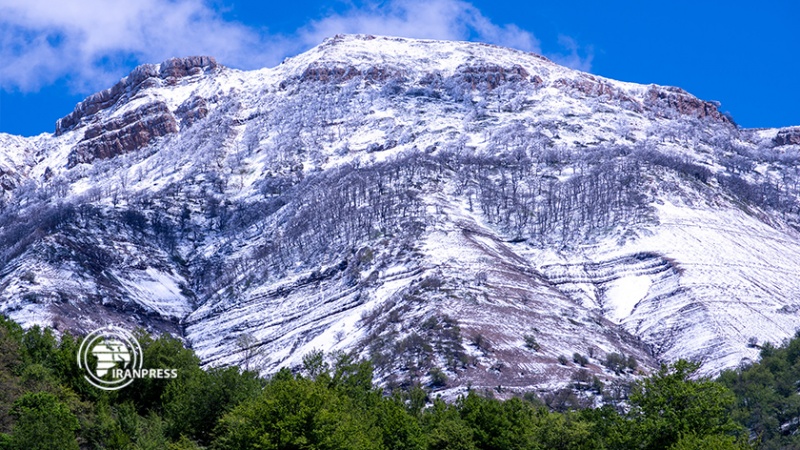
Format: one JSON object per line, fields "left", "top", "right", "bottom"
{"left": 77, "top": 325, "right": 143, "bottom": 391}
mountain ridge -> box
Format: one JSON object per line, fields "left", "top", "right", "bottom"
{"left": 1, "top": 34, "right": 799, "bottom": 397}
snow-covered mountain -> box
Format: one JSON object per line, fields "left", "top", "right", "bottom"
{"left": 2, "top": 34, "right": 800, "bottom": 396}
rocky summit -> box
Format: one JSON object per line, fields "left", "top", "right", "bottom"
{"left": 2, "top": 34, "right": 800, "bottom": 398}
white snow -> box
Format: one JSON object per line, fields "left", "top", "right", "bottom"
{"left": 603, "top": 275, "right": 651, "bottom": 322}
{"left": 117, "top": 268, "right": 192, "bottom": 319}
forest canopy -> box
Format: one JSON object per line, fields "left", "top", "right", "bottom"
{"left": 1, "top": 315, "right": 798, "bottom": 449}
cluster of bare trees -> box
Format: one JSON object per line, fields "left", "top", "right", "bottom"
{"left": 191, "top": 154, "right": 434, "bottom": 298}
{"left": 448, "top": 148, "right": 650, "bottom": 245}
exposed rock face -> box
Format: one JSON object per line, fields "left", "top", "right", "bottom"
{"left": 644, "top": 85, "right": 731, "bottom": 123}
{"left": 453, "top": 64, "right": 530, "bottom": 90}
{"left": 176, "top": 96, "right": 210, "bottom": 127}
{"left": 55, "top": 56, "right": 218, "bottom": 135}
{"left": 774, "top": 127, "right": 800, "bottom": 146}
{"left": 158, "top": 56, "right": 218, "bottom": 83}
{"left": 0, "top": 167, "right": 18, "bottom": 191}
{"left": 67, "top": 102, "right": 178, "bottom": 167}
{"left": 300, "top": 64, "right": 361, "bottom": 83}
{"left": 554, "top": 75, "right": 643, "bottom": 111}
{"left": 299, "top": 63, "right": 405, "bottom": 84}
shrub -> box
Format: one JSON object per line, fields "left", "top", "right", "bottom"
{"left": 604, "top": 353, "right": 628, "bottom": 375}
{"left": 471, "top": 334, "right": 492, "bottom": 353}
{"left": 523, "top": 335, "right": 540, "bottom": 351}
{"left": 429, "top": 368, "right": 448, "bottom": 388}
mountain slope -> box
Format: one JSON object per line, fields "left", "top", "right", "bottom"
{"left": 2, "top": 34, "right": 800, "bottom": 394}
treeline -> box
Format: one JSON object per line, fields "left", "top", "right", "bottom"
{"left": 5, "top": 316, "right": 800, "bottom": 449}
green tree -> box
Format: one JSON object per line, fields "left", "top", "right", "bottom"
{"left": 163, "top": 366, "right": 261, "bottom": 445}
{"left": 6, "top": 391, "right": 79, "bottom": 450}
{"left": 579, "top": 405, "right": 636, "bottom": 450}
{"left": 119, "top": 330, "right": 201, "bottom": 414}
{"left": 422, "top": 399, "right": 475, "bottom": 450}
{"left": 718, "top": 331, "right": 800, "bottom": 448}
{"left": 458, "top": 393, "right": 537, "bottom": 450}
{"left": 50, "top": 332, "right": 96, "bottom": 400}
{"left": 375, "top": 397, "right": 425, "bottom": 450}
{"left": 630, "top": 360, "right": 743, "bottom": 450}
{"left": 668, "top": 433, "right": 752, "bottom": 450}
{"left": 535, "top": 410, "right": 598, "bottom": 450}
{"left": 0, "top": 318, "right": 23, "bottom": 433}
{"left": 80, "top": 401, "right": 131, "bottom": 450}
{"left": 213, "top": 373, "right": 382, "bottom": 450}
{"left": 19, "top": 325, "right": 57, "bottom": 368}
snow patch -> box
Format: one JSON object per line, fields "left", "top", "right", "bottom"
{"left": 603, "top": 275, "right": 651, "bottom": 322}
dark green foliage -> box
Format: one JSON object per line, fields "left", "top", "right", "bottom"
{"left": 162, "top": 366, "right": 262, "bottom": 445}
{"left": 213, "top": 372, "right": 383, "bottom": 450}
{"left": 80, "top": 401, "right": 130, "bottom": 449}
{"left": 422, "top": 399, "right": 476, "bottom": 450}
{"left": 3, "top": 314, "right": 798, "bottom": 450}
{"left": 374, "top": 396, "right": 426, "bottom": 450}
{"left": 458, "top": 394, "right": 537, "bottom": 450}
{"left": 19, "top": 325, "right": 57, "bottom": 368}
{"left": 117, "top": 330, "right": 201, "bottom": 414}
{"left": 5, "top": 391, "right": 79, "bottom": 450}
{"left": 0, "top": 318, "right": 23, "bottom": 433}
{"left": 578, "top": 405, "right": 637, "bottom": 449}
{"left": 669, "top": 433, "right": 752, "bottom": 450}
{"left": 719, "top": 331, "right": 800, "bottom": 449}
{"left": 629, "top": 360, "right": 744, "bottom": 450}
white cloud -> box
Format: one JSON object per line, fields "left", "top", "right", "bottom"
{"left": 297, "top": 0, "right": 540, "bottom": 53}
{"left": 0, "top": 0, "right": 589, "bottom": 94}
{"left": 0, "top": 0, "right": 279, "bottom": 92}
{"left": 550, "top": 35, "right": 594, "bottom": 72}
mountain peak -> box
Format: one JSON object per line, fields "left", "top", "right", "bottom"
{"left": 287, "top": 33, "right": 555, "bottom": 75}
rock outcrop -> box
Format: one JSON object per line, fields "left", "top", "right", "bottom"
{"left": 298, "top": 63, "right": 406, "bottom": 84}
{"left": 554, "top": 75, "right": 643, "bottom": 111}
{"left": 158, "top": 56, "right": 219, "bottom": 83}
{"left": 453, "top": 63, "right": 530, "bottom": 90}
{"left": 644, "top": 85, "right": 731, "bottom": 123}
{"left": 0, "top": 167, "right": 19, "bottom": 192}
{"left": 176, "top": 96, "right": 210, "bottom": 128}
{"left": 774, "top": 127, "right": 800, "bottom": 146}
{"left": 56, "top": 56, "right": 218, "bottom": 135}
{"left": 67, "top": 102, "right": 178, "bottom": 167}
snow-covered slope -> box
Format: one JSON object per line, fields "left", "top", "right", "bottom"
{"left": 1, "top": 34, "right": 799, "bottom": 395}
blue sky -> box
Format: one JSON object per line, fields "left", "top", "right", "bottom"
{"left": 1, "top": 0, "right": 797, "bottom": 136}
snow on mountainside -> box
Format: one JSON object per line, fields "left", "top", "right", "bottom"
{"left": 2, "top": 34, "right": 800, "bottom": 397}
